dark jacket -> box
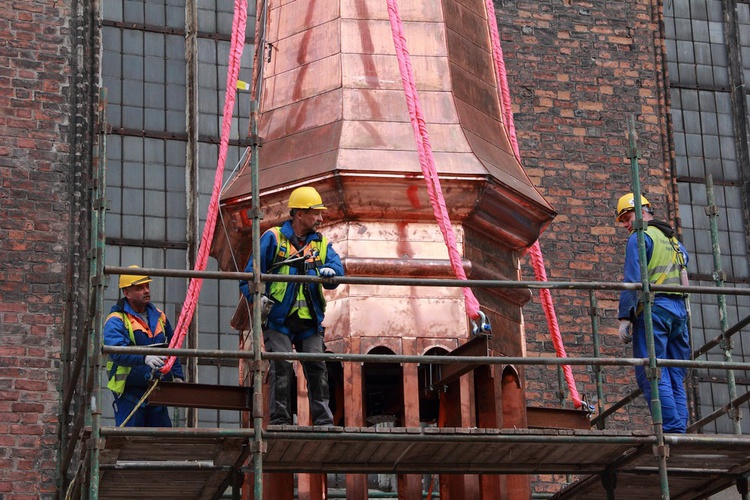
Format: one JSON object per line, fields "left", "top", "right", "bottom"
{"left": 103, "top": 298, "right": 184, "bottom": 395}
{"left": 240, "top": 219, "right": 344, "bottom": 338}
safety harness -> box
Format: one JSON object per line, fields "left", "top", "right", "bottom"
{"left": 105, "top": 312, "right": 166, "bottom": 396}
{"left": 645, "top": 224, "right": 686, "bottom": 293}
{"left": 266, "top": 226, "right": 328, "bottom": 320}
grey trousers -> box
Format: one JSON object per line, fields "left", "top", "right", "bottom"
{"left": 263, "top": 328, "right": 334, "bottom": 426}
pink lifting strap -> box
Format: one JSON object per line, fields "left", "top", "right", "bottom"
{"left": 484, "top": 0, "right": 583, "bottom": 408}
{"left": 385, "top": 0, "right": 482, "bottom": 321}
{"left": 161, "top": 0, "right": 249, "bottom": 374}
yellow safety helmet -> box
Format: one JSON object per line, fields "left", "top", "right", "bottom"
{"left": 616, "top": 193, "right": 650, "bottom": 222}
{"left": 288, "top": 186, "right": 327, "bottom": 210}
{"left": 119, "top": 265, "right": 152, "bottom": 289}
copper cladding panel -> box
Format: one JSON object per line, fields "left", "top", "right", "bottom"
{"left": 218, "top": 0, "right": 555, "bottom": 246}
{"left": 322, "top": 221, "right": 468, "bottom": 343}
{"left": 213, "top": 0, "right": 556, "bottom": 391}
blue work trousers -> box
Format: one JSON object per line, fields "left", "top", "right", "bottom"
{"left": 113, "top": 392, "right": 173, "bottom": 427}
{"left": 632, "top": 297, "right": 690, "bottom": 433}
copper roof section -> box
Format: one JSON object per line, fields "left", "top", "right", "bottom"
{"left": 212, "top": 0, "right": 555, "bottom": 270}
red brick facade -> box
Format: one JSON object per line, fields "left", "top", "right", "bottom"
{"left": 496, "top": 0, "right": 675, "bottom": 492}
{"left": 0, "top": 0, "right": 75, "bottom": 497}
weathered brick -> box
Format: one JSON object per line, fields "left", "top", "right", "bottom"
{"left": 495, "top": 0, "right": 666, "bottom": 491}
{"left": 1, "top": 2, "right": 72, "bottom": 498}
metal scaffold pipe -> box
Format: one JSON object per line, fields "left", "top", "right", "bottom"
{"left": 706, "top": 174, "right": 741, "bottom": 435}
{"left": 87, "top": 88, "right": 109, "bottom": 500}
{"left": 104, "top": 265, "right": 750, "bottom": 295}
{"left": 628, "top": 115, "right": 670, "bottom": 499}
{"left": 101, "top": 344, "right": 750, "bottom": 371}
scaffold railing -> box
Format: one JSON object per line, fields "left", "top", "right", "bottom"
{"left": 60, "top": 253, "right": 750, "bottom": 500}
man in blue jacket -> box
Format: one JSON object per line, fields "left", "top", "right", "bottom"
{"left": 240, "top": 186, "right": 343, "bottom": 426}
{"left": 104, "top": 266, "right": 184, "bottom": 427}
{"left": 616, "top": 193, "right": 690, "bottom": 433}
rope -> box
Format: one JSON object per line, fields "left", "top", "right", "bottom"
{"left": 484, "top": 0, "right": 582, "bottom": 409}
{"left": 118, "top": 379, "right": 160, "bottom": 427}
{"left": 385, "top": 0, "right": 481, "bottom": 320}
{"left": 161, "top": 0, "right": 248, "bottom": 374}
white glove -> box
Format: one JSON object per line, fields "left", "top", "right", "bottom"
{"left": 260, "top": 295, "right": 270, "bottom": 309}
{"left": 618, "top": 320, "right": 632, "bottom": 344}
{"left": 319, "top": 267, "right": 336, "bottom": 277}
{"left": 260, "top": 295, "right": 273, "bottom": 321}
{"left": 145, "top": 355, "right": 166, "bottom": 370}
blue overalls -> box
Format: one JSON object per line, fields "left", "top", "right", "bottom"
{"left": 619, "top": 224, "right": 690, "bottom": 433}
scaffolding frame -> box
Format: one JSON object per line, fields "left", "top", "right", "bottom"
{"left": 61, "top": 268, "right": 750, "bottom": 499}
{"left": 57, "top": 103, "right": 750, "bottom": 500}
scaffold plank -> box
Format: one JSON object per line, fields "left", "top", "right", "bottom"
{"left": 94, "top": 427, "right": 750, "bottom": 499}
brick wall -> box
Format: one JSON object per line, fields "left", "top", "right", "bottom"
{"left": 493, "top": 0, "right": 675, "bottom": 493}
{"left": 0, "top": 0, "right": 75, "bottom": 497}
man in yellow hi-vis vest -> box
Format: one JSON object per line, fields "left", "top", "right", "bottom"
{"left": 616, "top": 193, "right": 690, "bottom": 433}
{"left": 104, "top": 266, "right": 184, "bottom": 426}
{"left": 240, "top": 187, "right": 343, "bottom": 426}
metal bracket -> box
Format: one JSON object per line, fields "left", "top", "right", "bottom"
{"left": 652, "top": 443, "right": 670, "bottom": 458}
{"left": 246, "top": 360, "right": 269, "bottom": 373}
{"left": 426, "top": 384, "right": 448, "bottom": 394}
{"left": 640, "top": 291, "right": 654, "bottom": 304}
{"left": 704, "top": 204, "right": 719, "bottom": 217}
{"left": 93, "top": 197, "right": 110, "bottom": 211}
{"left": 646, "top": 366, "right": 661, "bottom": 380}
{"left": 600, "top": 470, "right": 617, "bottom": 492}
{"left": 736, "top": 475, "right": 749, "bottom": 495}
{"left": 246, "top": 206, "right": 264, "bottom": 220}
{"left": 719, "top": 337, "right": 734, "bottom": 351}
{"left": 727, "top": 407, "right": 741, "bottom": 422}
{"left": 250, "top": 441, "right": 267, "bottom": 453}
{"left": 579, "top": 393, "right": 596, "bottom": 414}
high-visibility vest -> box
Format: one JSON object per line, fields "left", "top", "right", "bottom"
{"left": 266, "top": 227, "right": 328, "bottom": 319}
{"left": 645, "top": 225, "right": 685, "bottom": 294}
{"left": 105, "top": 312, "right": 166, "bottom": 396}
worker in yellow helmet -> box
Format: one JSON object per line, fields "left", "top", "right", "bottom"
{"left": 103, "top": 266, "right": 184, "bottom": 426}
{"left": 240, "top": 186, "right": 343, "bottom": 426}
{"left": 615, "top": 193, "right": 690, "bottom": 433}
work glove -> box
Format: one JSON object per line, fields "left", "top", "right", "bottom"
{"left": 145, "top": 355, "right": 166, "bottom": 370}
{"left": 260, "top": 295, "right": 274, "bottom": 322}
{"left": 618, "top": 320, "right": 632, "bottom": 344}
{"left": 319, "top": 267, "right": 336, "bottom": 277}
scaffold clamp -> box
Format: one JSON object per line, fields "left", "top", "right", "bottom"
{"left": 471, "top": 311, "right": 491, "bottom": 336}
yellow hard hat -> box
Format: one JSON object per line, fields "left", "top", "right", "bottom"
{"left": 288, "top": 186, "right": 326, "bottom": 210}
{"left": 119, "top": 265, "right": 152, "bottom": 289}
{"left": 616, "top": 193, "right": 650, "bottom": 221}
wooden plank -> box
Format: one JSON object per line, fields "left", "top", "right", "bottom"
{"left": 97, "top": 426, "right": 750, "bottom": 497}
{"left": 98, "top": 435, "right": 246, "bottom": 499}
